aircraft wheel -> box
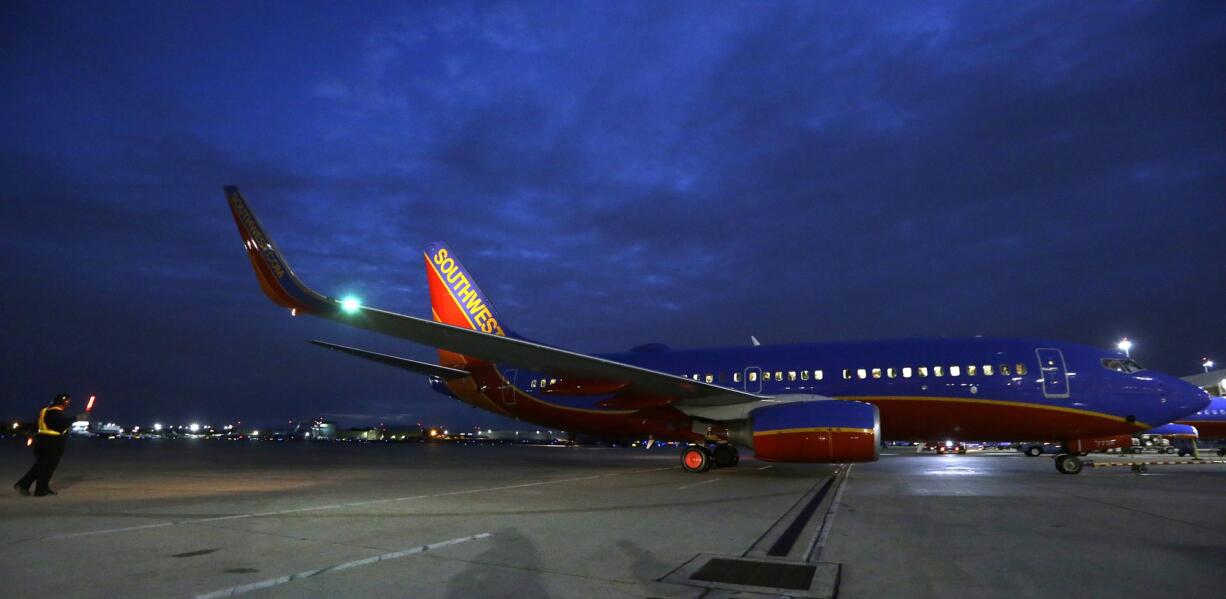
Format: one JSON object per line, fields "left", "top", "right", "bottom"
{"left": 1218, "top": 448, "right": 1225, "bottom": 457}
{"left": 1054, "top": 454, "right": 1083, "bottom": 475}
{"left": 713, "top": 444, "right": 739, "bottom": 468}
{"left": 1025, "top": 446, "right": 1042, "bottom": 457}
{"left": 1164, "top": 447, "right": 1176, "bottom": 454}
{"left": 681, "top": 445, "right": 712, "bottom": 473}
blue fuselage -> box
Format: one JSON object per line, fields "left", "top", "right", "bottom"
{"left": 465, "top": 337, "right": 1210, "bottom": 443}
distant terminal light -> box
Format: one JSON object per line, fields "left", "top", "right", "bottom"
{"left": 189, "top": 423, "right": 200, "bottom": 433}
{"left": 341, "top": 296, "right": 362, "bottom": 314}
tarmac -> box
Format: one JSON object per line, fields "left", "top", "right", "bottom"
{"left": 2, "top": 439, "right": 1224, "bottom": 598}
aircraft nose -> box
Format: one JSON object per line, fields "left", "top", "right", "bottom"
{"left": 1165, "top": 377, "right": 1211, "bottom": 419}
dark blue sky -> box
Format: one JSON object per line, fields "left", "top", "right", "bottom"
{"left": 2, "top": 1, "right": 1224, "bottom": 429}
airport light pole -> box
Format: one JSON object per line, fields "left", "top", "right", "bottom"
{"left": 1116, "top": 338, "right": 1132, "bottom": 358}
{"left": 1204, "top": 358, "right": 1215, "bottom": 373}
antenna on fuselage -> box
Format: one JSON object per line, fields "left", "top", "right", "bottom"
{"left": 750, "top": 336, "right": 761, "bottom": 347}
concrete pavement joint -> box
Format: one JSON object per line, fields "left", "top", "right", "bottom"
{"left": 190, "top": 532, "right": 492, "bottom": 599}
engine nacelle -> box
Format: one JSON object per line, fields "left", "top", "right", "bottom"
{"left": 749, "top": 400, "right": 880, "bottom": 463}
{"left": 1144, "top": 423, "right": 1199, "bottom": 439}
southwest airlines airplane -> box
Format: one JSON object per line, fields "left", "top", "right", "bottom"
{"left": 224, "top": 187, "right": 1210, "bottom": 475}
{"left": 1175, "top": 396, "right": 1226, "bottom": 455}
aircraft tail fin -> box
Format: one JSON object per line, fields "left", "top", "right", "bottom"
{"left": 422, "top": 242, "right": 512, "bottom": 337}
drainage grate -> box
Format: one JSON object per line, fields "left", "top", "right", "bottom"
{"left": 690, "top": 557, "right": 816, "bottom": 591}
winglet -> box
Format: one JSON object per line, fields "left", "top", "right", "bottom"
{"left": 224, "top": 186, "right": 334, "bottom": 314}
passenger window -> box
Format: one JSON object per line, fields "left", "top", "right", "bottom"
{"left": 857, "top": 368, "right": 868, "bottom": 380}
{"left": 734, "top": 372, "right": 742, "bottom": 382}
{"left": 871, "top": 367, "right": 882, "bottom": 379}
{"left": 966, "top": 365, "right": 977, "bottom": 376}
{"left": 933, "top": 366, "right": 944, "bottom": 377}
{"left": 530, "top": 379, "right": 537, "bottom": 388}
{"left": 771, "top": 371, "right": 780, "bottom": 381}
{"left": 1015, "top": 363, "right": 1027, "bottom": 375}
{"left": 788, "top": 371, "right": 797, "bottom": 381}
{"left": 843, "top": 369, "right": 852, "bottom": 380}
{"left": 982, "top": 364, "right": 994, "bottom": 376}
{"left": 704, "top": 374, "right": 714, "bottom": 383}
{"left": 999, "top": 364, "right": 1011, "bottom": 376}
{"left": 949, "top": 365, "right": 960, "bottom": 377}
{"left": 749, "top": 371, "right": 758, "bottom": 382}
{"left": 902, "top": 367, "right": 913, "bottom": 378}
{"left": 800, "top": 370, "right": 809, "bottom": 381}
{"left": 815, "top": 370, "right": 824, "bottom": 380}
{"left": 918, "top": 366, "right": 929, "bottom": 377}
{"left": 550, "top": 378, "right": 557, "bottom": 385}
{"left": 887, "top": 367, "right": 897, "bottom": 379}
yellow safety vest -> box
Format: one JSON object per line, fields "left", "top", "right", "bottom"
{"left": 37, "top": 406, "right": 64, "bottom": 436}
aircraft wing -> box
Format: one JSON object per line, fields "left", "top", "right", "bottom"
{"left": 225, "top": 186, "right": 765, "bottom": 408}
{"left": 308, "top": 340, "right": 471, "bottom": 380}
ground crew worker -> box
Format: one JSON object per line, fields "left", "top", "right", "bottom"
{"left": 14, "top": 393, "right": 73, "bottom": 497}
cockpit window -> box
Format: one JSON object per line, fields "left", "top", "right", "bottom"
{"left": 1101, "top": 358, "right": 1145, "bottom": 373}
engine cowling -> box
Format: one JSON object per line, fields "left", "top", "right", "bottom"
{"left": 749, "top": 399, "right": 880, "bottom": 463}
{"left": 1144, "top": 423, "right": 1199, "bottom": 439}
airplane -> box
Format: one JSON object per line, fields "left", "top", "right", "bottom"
{"left": 1173, "top": 396, "right": 1226, "bottom": 455}
{"left": 223, "top": 186, "right": 1211, "bottom": 475}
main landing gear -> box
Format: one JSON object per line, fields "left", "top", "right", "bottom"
{"left": 1054, "top": 453, "right": 1084, "bottom": 475}
{"left": 680, "top": 444, "right": 740, "bottom": 473}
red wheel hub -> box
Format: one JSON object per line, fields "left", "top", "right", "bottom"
{"left": 684, "top": 449, "right": 704, "bottom": 469}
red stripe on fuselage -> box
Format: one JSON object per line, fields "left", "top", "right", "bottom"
{"left": 860, "top": 396, "right": 1144, "bottom": 441}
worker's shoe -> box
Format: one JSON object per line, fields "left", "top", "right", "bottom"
{"left": 32, "top": 489, "right": 56, "bottom": 497}
{"left": 13, "top": 484, "right": 30, "bottom": 496}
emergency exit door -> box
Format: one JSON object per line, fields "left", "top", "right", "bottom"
{"left": 1035, "top": 348, "right": 1069, "bottom": 398}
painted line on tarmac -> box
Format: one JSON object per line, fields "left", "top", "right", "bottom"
{"left": 191, "top": 532, "right": 492, "bottom": 599}
{"left": 48, "top": 521, "right": 174, "bottom": 540}
{"left": 44, "top": 466, "right": 672, "bottom": 541}
{"left": 758, "top": 465, "right": 772, "bottom": 470}
{"left": 676, "top": 478, "right": 721, "bottom": 491}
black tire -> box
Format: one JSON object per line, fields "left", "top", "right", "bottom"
{"left": 1178, "top": 449, "right": 1190, "bottom": 457}
{"left": 1164, "top": 447, "right": 1176, "bottom": 454}
{"left": 681, "top": 446, "right": 712, "bottom": 473}
{"left": 713, "top": 444, "right": 738, "bottom": 468}
{"left": 1025, "top": 446, "right": 1042, "bottom": 457}
{"left": 1054, "top": 454, "right": 1083, "bottom": 475}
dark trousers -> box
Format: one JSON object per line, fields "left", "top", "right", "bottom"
{"left": 16, "top": 437, "right": 66, "bottom": 494}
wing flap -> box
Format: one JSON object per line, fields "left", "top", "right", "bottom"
{"left": 308, "top": 340, "right": 470, "bottom": 379}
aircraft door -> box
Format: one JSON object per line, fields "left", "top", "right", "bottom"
{"left": 500, "top": 369, "right": 518, "bottom": 405}
{"left": 1035, "top": 348, "right": 1070, "bottom": 398}
{"left": 744, "top": 367, "right": 763, "bottom": 394}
